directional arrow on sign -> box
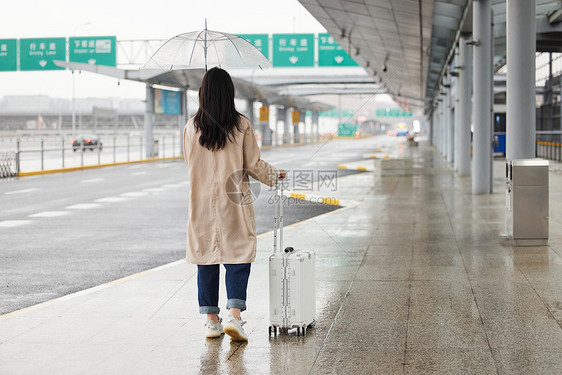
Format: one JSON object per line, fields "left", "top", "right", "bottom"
{"left": 88, "top": 58, "right": 96, "bottom": 65}
{"left": 289, "top": 56, "right": 299, "bottom": 64}
{"left": 334, "top": 56, "right": 344, "bottom": 64}
{"left": 39, "top": 60, "right": 47, "bottom": 68}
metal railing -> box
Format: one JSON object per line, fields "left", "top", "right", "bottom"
{"left": 0, "top": 151, "right": 17, "bottom": 179}
{"left": 5, "top": 133, "right": 180, "bottom": 175}
{"left": 536, "top": 131, "right": 562, "bottom": 162}
{"left": 536, "top": 141, "right": 562, "bottom": 161}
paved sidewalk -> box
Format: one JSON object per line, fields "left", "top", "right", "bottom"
{"left": 1, "top": 139, "right": 561, "bottom": 374}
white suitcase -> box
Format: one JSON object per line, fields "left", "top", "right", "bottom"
{"left": 269, "top": 183, "right": 316, "bottom": 336}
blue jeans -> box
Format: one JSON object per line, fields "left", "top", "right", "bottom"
{"left": 197, "top": 263, "right": 251, "bottom": 314}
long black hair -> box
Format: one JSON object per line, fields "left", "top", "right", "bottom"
{"left": 194, "top": 67, "right": 244, "bottom": 151}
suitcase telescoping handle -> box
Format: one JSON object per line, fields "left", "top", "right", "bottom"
{"left": 273, "top": 181, "right": 284, "bottom": 254}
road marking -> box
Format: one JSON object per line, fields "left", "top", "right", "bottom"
{"left": 29, "top": 211, "right": 69, "bottom": 218}
{"left": 65, "top": 203, "right": 101, "bottom": 210}
{"left": 4, "top": 188, "right": 38, "bottom": 195}
{"left": 120, "top": 192, "right": 148, "bottom": 197}
{"left": 80, "top": 178, "right": 104, "bottom": 184}
{"left": 95, "top": 197, "right": 129, "bottom": 203}
{"left": 0, "top": 220, "right": 32, "bottom": 228}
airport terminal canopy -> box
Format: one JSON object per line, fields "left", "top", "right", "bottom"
{"left": 298, "top": 0, "right": 562, "bottom": 114}
{"left": 53, "top": 61, "right": 333, "bottom": 113}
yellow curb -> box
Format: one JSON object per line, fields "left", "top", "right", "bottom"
{"left": 376, "top": 149, "right": 382, "bottom": 152}
{"left": 384, "top": 155, "right": 389, "bottom": 159}
{"left": 337, "top": 164, "right": 347, "bottom": 169}
{"left": 320, "top": 197, "right": 340, "bottom": 205}
{"left": 290, "top": 192, "right": 307, "bottom": 200}
{"left": 357, "top": 167, "right": 367, "bottom": 171}
{"left": 286, "top": 191, "right": 341, "bottom": 206}
{"left": 17, "top": 156, "right": 183, "bottom": 177}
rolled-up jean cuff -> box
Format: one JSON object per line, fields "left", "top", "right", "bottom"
{"left": 226, "top": 298, "right": 246, "bottom": 311}
{"left": 199, "top": 306, "right": 220, "bottom": 314}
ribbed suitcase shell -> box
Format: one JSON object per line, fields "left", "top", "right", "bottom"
{"left": 269, "top": 249, "right": 316, "bottom": 330}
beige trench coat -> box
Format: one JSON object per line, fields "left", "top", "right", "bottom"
{"left": 183, "top": 116, "right": 278, "bottom": 265}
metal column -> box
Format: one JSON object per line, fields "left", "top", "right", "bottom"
{"left": 506, "top": 0, "right": 536, "bottom": 159}
{"left": 444, "top": 78, "right": 450, "bottom": 161}
{"left": 283, "top": 107, "right": 291, "bottom": 144}
{"left": 447, "top": 74, "right": 455, "bottom": 164}
{"left": 301, "top": 110, "right": 307, "bottom": 143}
{"left": 275, "top": 106, "right": 283, "bottom": 146}
{"left": 472, "top": 0, "right": 493, "bottom": 194}
{"left": 429, "top": 110, "right": 434, "bottom": 146}
{"left": 458, "top": 34, "right": 473, "bottom": 176}
{"left": 439, "top": 99, "right": 445, "bottom": 155}
{"left": 312, "top": 111, "right": 319, "bottom": 142}
{"left": 246, "top": 99, "right": 255, "bottom": 125}
{"left": 144, "top": 84, "right": 154, "bottom": 158}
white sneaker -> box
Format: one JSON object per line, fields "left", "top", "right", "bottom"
{"left": 224, "top": 315, "right": 248, "bottom": 341}
{"left": 205, "top": 317, "right": 224, "bottom": 338}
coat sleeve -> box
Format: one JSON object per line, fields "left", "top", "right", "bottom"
{"left": 243, "top": 120, "right": 279, "bottom": 187}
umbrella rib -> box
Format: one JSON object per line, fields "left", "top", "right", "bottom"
{"left": 223, "top": 34, "right": 247, "bottom": 66}
{"left": 212, "top": 38, "right": 221, "bottom": 68}
{"left": 189, "top": 30, "right": 207, "bottom": 67}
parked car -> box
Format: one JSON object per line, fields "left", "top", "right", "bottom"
{"left": 72, "top": 136, "right": 103, "bottom": 152}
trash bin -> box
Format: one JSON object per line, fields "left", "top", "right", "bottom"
{"left": 153, "top": 140, "right": 159, "bottom": 157}
{"left": 505, "top": 159, "right": 549, "bottom": 246}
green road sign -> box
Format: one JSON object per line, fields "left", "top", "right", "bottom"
{"left": 69, "top": 36, "right": 116, "bottom": 67}
{"left": 0, "top": 39, "right": 17, "bottom": 71}
{"left": 376, "top": 108, "right": 413, "bottom": 117}
{"left": 318, "top": 33, "right": 358, "bottom": 67}
{"left": 272, "top": 33, "right": 314, "bottom": 67}
{"left": 338, "top": 123, "right": 358, "bottom": 137}
{"left": 20, "top": 38, "right": 66, "bottom": 71}
{"left": 237, "top": 34, "right": 269, "bottom": 60}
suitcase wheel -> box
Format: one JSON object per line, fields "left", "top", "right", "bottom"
{"left": 268, "top": 325, "right": 278, "bottom": 336}
{"left": 296, "top": 326, "right": 306, "bottom": 336}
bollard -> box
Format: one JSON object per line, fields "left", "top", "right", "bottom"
{"left": 81, "top": 141, "right": 84, "bottom": 166}
{"left": 62, "top": 138, "right": 65, "bottom": 169}
{"left": 15, "top": 138, "right": 20, "bottom": 173}
{"left": 98, "top": 138, "right": 101, "bottom": 165}
{"left": 40, "top": 139, "right": 44, "bottom": 170}
{"left": 139, "top": 135, "right": 143, "bottom": 160}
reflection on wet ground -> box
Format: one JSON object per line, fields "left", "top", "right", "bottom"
{"left": 1, "top": 139, "right": 561, "bottom": 374}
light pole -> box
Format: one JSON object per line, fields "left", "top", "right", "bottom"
{"left": 71, "top": 22, "right": 91, "bottom": 137}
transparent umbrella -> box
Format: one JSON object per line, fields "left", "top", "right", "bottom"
{"left": 141, "top": 23, "right": 272, "bottom": 74}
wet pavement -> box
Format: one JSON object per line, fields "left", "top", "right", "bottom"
{"left": 1, "top": 138, "right": 561, "bottom": 374}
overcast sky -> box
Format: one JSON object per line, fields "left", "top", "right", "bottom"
{"left": 1, "top": 0, "right": 326, "bottom": 100}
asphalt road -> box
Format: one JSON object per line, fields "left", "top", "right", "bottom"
{"left": 0, "top": 135, "right": 401, "bottom": 314}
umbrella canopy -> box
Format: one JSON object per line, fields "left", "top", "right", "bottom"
{"left": 141, "top": 29, "right": 272, "bottom": 74}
